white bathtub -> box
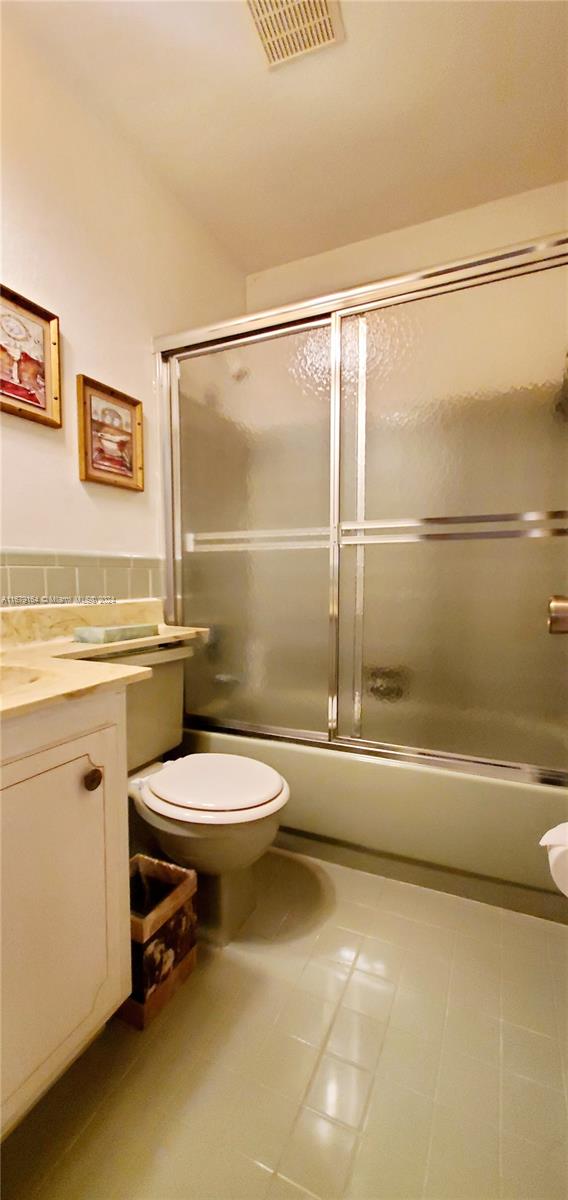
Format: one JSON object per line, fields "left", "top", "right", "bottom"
{"left": 188, "top": 729, "right": 568, "bottom": 894}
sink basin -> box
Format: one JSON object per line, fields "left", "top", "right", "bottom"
{"left": 0, "top": 666, "right": 42, "bottom": 694}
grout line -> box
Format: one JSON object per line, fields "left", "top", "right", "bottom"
{"left": 269, "top": 930, "right": 362, "bottom": 1188}
{"left": 340, "top": 937, "right": 413, "bottom": 1197}
{"left": 421, "top": 928, "right": 457, "bottom": 1198}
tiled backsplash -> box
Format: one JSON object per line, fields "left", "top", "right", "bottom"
{"left": 0, "top": 550, "right": 164, "bottom": 603}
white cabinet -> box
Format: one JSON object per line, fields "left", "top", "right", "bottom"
{"left": 1, "top": 690, "right": 131, "bottom": 1136}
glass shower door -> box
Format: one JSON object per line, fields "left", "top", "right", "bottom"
{"left": 178, "top": 323, "right": 331, "bottom": 734}
{"left": 338, "top": 266, "right": 568, "bottom": 771}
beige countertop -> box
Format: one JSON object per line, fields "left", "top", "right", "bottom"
{"left": 0, "top": 617, "right": 208, "bottom": 719}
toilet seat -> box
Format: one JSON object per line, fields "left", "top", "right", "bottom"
{"left": 133, "top": 753, "right": 289, "bottom": 825}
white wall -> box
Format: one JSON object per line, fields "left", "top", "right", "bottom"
{"left": 246, "top": 182, "right": 568, "bottom": 311}
{"left": 0, "top": 17, "right": 244, "bottom": 557}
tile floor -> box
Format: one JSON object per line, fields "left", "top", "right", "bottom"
{"left": 2, "top": 849, "right": 567, "bottom": 1200}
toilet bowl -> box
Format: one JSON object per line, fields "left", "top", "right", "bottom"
{"left": 540, "top": 822, "right": 568, "bottom": 898}
{"left": 129, "top": 753, "right": 289, "bottom": 943}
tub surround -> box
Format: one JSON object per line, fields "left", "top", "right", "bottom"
{"left": 0, "top": 599, "right": 207, "bottom": 719}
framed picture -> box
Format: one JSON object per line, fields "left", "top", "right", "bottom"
{"left": 77, "top": 375, "right": 144, "bottom": 491}
{"left": 0, "top": 286, "right": 61, "bottom": 427}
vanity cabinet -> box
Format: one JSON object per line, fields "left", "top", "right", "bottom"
{"left": 1, "top": 689, "right": 131, "bottom": 1137}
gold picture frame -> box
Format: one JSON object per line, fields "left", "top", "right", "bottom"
{"left": 0, "top": 286, "right": 61, "bottom": 427}
{"left": 77, "top": 375, "right": 144, "bottom": 491}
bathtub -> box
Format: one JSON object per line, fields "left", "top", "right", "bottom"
{"left": 187, "top": 728, "right": 568, "bottom": 897}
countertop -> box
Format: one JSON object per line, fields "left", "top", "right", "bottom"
{"left": 0, "top": 622, "right": 207, "bottom": 719}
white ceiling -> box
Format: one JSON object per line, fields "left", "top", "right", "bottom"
{"left": 7, "top": 1, "right": 568, "bottom": 274}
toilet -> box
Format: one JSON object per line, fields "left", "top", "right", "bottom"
{"left": 101, "top": 639, "right": 289, "bottom": 944}
{"left": 129, "top": 754, "right": 289, "bottom": 943}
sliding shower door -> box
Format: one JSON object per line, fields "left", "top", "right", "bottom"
{"left": 178, "top": 324, "right": 331, "bottom": 734}
{"left": 174, "top": 246, "right": 568, "bottom": 777}
{"left": 337, "top": 266, "right": 568, "bottom": 771}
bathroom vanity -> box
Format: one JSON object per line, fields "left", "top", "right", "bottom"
{"left": 0, "top": 600, "right": 204, "bottom": 1136}
{"left": 1, "top": 688, "right": 134, "bottom": 1137}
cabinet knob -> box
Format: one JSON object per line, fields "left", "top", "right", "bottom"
{"left": 83, "top": 767, "right": 103, "bottom": 791}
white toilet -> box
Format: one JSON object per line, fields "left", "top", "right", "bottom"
{"left": 101, "top": 640, "right": 289, "bottom": 943}
{"left": 129, "top": 754, "right": 289, "bottom": 943}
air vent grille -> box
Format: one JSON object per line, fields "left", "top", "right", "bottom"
{"left": 247, "top": 0, "right": 343, "bottom": 67}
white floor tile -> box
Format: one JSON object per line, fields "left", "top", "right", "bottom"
{"left": 502, "top": 1071, "right": 568, "bottom": 1148}
{"left": 296, "top": 959, "right": 350, "bottom": 1005}
{"left": 377, "top": 879, "right": 423, "bottom": 921}
{"left": 276, "top": 989, "right": 336, "bottom": 1047}
{"left": 364, "top": 1077, "right": 433, "bottom": 1159}
{"left": 249, "top": 1030, "right": 319, "bottom": 1102}
{"left": 389, "top": 985, "right": 447, "bottom": 1041}
{"left": 424, "top": 1103, "right": 499, "bottom": 1200}
{"left": 405, "top": 920, "right": 457, "bottom": 962}
{"left": 449, "top": 960, "right": 501, "bottom": 1017}
{"left": 436, "top": 1048, "right": 500, "bottom": 1126}
{"left": 330, "top": 900, "right": 389, "bottom": 939}
{"left": 306, "top": 1054, "right": 372, "bottom": 1129}
{"left": 375, "top": 1026, "right": 441, "bottom": 1097}
{"left": 343, "top": 971, "right": 396, "bottom": 1022}
{"left": 501, "top": 1133, "right": 568, "bottom": 1200}
{"left": 502, "top": 1022, "right": 565, "bottom": 1089}
{"left": 325, "top": 865, "right": 386, "bottom": 910}
{"left": 443, "top": 1002, "right": 500, "bottom": 1065}
{"left": 355, "top": 936, "right": 405, "bottom": 983}
{"left": 347, "top": 1137, "right": 427, "bottom": 1199}
{"left": 398, "top": 946, "right": 452, "bottom": 997}
{"left": 502, "top": 971, "right": 559, "bottom": 1036}
{"left": 326, "top": 1006, "right": 386, "bottom": 1070}
{"left": 310, "top": 924, "right": 362, "bottom": 967}
{"left": 277, "top": 1108, "right": 357, "bottom": 1199}
{"left": 4, "top": 848, "right": 566, "bottom": 1200}
{"left": 453, "top": 932, "right": 502, "bottom": 974}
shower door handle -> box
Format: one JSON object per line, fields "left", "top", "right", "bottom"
{"left": 548, "top": 596, "right": 568, "bottom": 634}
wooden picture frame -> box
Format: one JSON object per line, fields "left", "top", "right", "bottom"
{"left": 0, "top": 286, "right": 61, "bottom": 427}
{"left": 77, "top": 375, "right": 144, "bottom": 491}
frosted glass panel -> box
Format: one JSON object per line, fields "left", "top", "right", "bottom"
{"left": 178, "top": 259, "right": 567, "bottom": 772}
{"left": 341, "top": 267, "right": 568, "bottom": 521}
{"left": 338, "top": 538, "right": 568, "bottom": 771}
{"left": 183, "top": 549, "right": 329, "bottom": 732}
{"left": 179, "top": 324, "right": 331, "bottom": 734}
{"left": 179, "top": 326, "right": 330, "bottom": 534}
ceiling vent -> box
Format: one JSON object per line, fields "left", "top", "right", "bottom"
{"left": 247, "top": 0, "right": 344, "bottom": 67}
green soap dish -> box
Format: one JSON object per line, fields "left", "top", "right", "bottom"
{"left": 73, "top": 624, "right": 159, "bottom": 644}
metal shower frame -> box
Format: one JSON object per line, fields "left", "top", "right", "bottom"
{"left": 155, "top": 231, "right": 568, "bottom": 786}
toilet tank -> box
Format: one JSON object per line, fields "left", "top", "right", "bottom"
{"left": 103, "top": 645, "right": 193, "bottom": 771}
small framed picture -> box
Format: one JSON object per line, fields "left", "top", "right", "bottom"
{"left": 77, "top": 375, "right": 144, "bottom": 491}
{"left": 0, "top": 286, "right": 61, "bottom": 427}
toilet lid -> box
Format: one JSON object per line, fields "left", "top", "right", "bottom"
{"left": 146, "top": 753, "right": 284, "bottom": 813}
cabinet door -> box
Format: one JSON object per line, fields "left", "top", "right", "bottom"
{"left": 1, "top": 726, "right": 130, "bottom": 1127}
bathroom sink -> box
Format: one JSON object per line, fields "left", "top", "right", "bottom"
{"left": 0, "top": 666, "right": 42, "bottom": 694}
